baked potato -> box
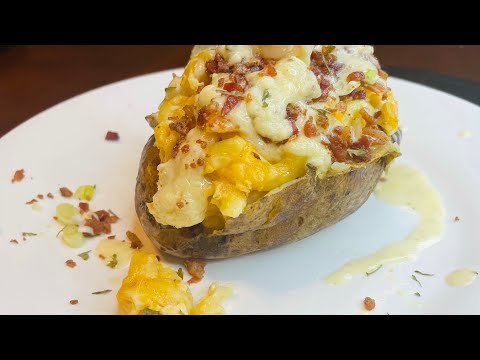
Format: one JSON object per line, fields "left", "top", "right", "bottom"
{"left": 135, "top": 45, "right": 401, "bottom": 259}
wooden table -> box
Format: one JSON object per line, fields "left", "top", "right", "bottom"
{"left": 1, "top": 45, "right": 479, "bottom": 137}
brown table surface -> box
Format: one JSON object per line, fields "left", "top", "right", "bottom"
{"left": 1, "top": 45, "right": 479, "bottom": 137}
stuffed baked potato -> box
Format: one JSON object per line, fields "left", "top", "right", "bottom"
{"left": 136, "top": 45, "right": 400, "bottom": 259}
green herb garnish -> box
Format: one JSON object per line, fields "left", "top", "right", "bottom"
{"left": 142, "top": 308, "right": 161, "bottom": 315}
{"left": 366, "top": 265, "right": 382, "bottom": 276}
{"left": 313, "top": 108, "right": 330, "bottom": 115}
{"left": 177, "top": 268, "right": 184, "bottom": 280}
{"left": 262, "top": 89, "right": 270, "bottom": 108}
{"left": 107, "top": 254, "right": 118, "bottom": 268}
{"left": 77, "top": 250, "right": 91, "bottom": 261}
{"left": 22, "top": 232, "right": 37, "bottom": 236}
{"left": 411, "top": 274, "right": 422, "bottom": 287}
{"left": 414, "top": 270, "right": 434, "bottom": 276}
{"left": 414, "top": 292, "right": 421, "bottom": 297}
{"left": 92, "top": 290, "right": 112, "bottom": 295}
{"left": 216, "top": 89, "right": 242, "bottom": 97}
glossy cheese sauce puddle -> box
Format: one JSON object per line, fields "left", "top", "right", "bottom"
{"left": 445, "top": 269, "right": 478, "bottom": 287}
{"left": 326, "top": 163, "right": 445, "bottom": 285}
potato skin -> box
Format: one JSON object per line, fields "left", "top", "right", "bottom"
{"left": 136, "top": 135, "right": 386, "bottom": 259}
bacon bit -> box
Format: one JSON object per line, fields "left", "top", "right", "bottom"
{"left": 69, "top": 299, "right": 79, "bottom": 305}
{"left": 365, "top": 82, "right": 386, "bottom": 95}
{"left": 22, "top": 236, "right": 26, "bottom": 241}
{"left": 378, "top": 69, "right": 389, "bottom": 80}
{"left": 218, "top": 78, "right": 225, "bottom": 88}
{"left": 156, "top": 255, "right": 161, "bottom": 262}
{"left": 315, "top": 113, "right": 329, "bottom": 129}
{"left": 37, "top": 194, "right": 44, "bottom": 200}
{"left": 65, "top": 259, "right": 77, "bottom": 268}
{"left": 262, "top": 63, "right": 277, "bottom": 77}
{"left": 26, "top": 199, "right": 38, "bottom": 205}
{"left": 126, "top": 231, "right": 143, "bottom": 249}
{"left": 99, "top": 254, "right": 106, "bottom": 260}
{"left": 190, "top": 162, "right": 197, "bottom": 169}
{"left": 360, "top": 108, "right": 377, "bottom": 126}
{"left": 82, "top": 232, "right": 95, "bottom": 238}
{"left": 59, "top": 187, "right": 73, "bottom": 198}
{"left": 454, "top": 216, "right": 460, "bottom": 222}
{"left": 363, "top": 297, "right": 375, "bottom": 311}
{"left": 261, "top": 136, "right": 273, "bottom": 144}
{"left": 286, "top": 104, "right": 300, "bottom": 136}
{"left": 347, "top": 71, "right": 365, "bottom": 82}
{"left": 223, "top": 82, "right": 244, "bottom": 93}
{"left": 79, "top": 202, "right": 89, "bottom": 213}
{"left": 185, "top": 259, "right": 206, "bottom": 284}
{"left": 363, "top": 127, "right": 389, "bottom": 145}
{"left": 196, "top": 139, "right": 208, "bottom": 149}
{"left": 181, "top": 144, "right": 190, "bottom": 154}
{"left": 10, "top": 239, "right": 18, "bottom": 244}
{"left": 105, "top": 131, "right": 119, "bottom": 141}
{"left": 95, "top": 210, "right": 109, "bottom": 222}
{"left": 340, "top": 89, "right": 366, "bottom": 101}
{"left": 221, "top": 95, "right": 241, "bottom": 116}
{"left": 107, "top": 235, "right": 116, "bottom": 239}
{"left": 11, "top": 169, "right": 25, "bottom": 183}
{"left": 320, "top": 78, "right": 330, "bottom": 90}
{"left": 374, "top": 111, "right": 382, "bottom": 119}
{"left": 326, "top": 127, "right": 350, "bottom": 163}
{"left": 197, "top": 107, "right": 207, "bottom": 128}
{"left": 206, "top": 54, "right": 231, "bottom": 75}
{"left": 197, "top": 158, "right": 205, "bottom": 166}
{"left": 47, "top": 192, "right": 54, "bottom": 199}
{"left": 176, "top": 201, "right": 185, "bottom": 209}
{"left": 169, "top": 106, "right": 196, "bottom": 136}
{"left": 85, "top": 217, "right": 111, "bottom": 236}
{"left": 171, "top": 136, "right": 185, "bottom": 159}
{"left": 304, "top": 118, "right": 319, "bottom": 138}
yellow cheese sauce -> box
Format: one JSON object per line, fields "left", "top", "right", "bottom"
{"left": 95, "top": 239, "right": 134, "bottom": 268}
{"left": 326, "top": 163, "right": 445, "bottom": 285}
{"left": 445, "top": 268, "right": 478, "bottom": 287}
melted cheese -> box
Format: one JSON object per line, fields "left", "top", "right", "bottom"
{"left": 245, "top": 57, "right": 321, "bottom": 142}
{"left": 148, "top": 128, "right": 215, "bottom": 228}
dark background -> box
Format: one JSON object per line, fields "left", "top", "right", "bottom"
{"left": 1, "top": 45, "right": 479, "bottom": 137}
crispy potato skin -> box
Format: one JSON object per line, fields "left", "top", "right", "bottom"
{"left": 136, "top": 136, "right": 386, "bottom": 259}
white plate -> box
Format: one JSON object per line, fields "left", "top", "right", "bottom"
{"left": 1, "top": 69, "right": 479, "bottom": 315}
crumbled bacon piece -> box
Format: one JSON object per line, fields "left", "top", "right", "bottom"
{"left": 262, "top": 62, "right": 277, "bottom": 77}
{"left": 84, "top": 210, "right": 117, "bottom": 236}
{"left": 286, "top": 104, "right": 300, "bottom": 136}
{"left": 99, "top": 255, "right": 105, "bottom": 260}
{"left": 196, "top": 139, "right": 208, "bottom": 149}
{"left": 221, "top": 95, "right": 241, "bottom": 116}
{"left": 340, "top": 89, "right": 366, "bottom": 101}
{"left": 69, "top": 299, "right": 79, "bottom": 305}
{"left": 336, "top": 101, "right": 346, "bottom": 112}
{"left": 95, "top": 210, "right": 109, "bottom": 222}
{"left": 11, "top": 169, "right": 25, "bottom": 183}
{"left": 171, "top": 136, "right": 185, "bottom": 159}
{"left": 181, "top": 144, "right": 190, "bottom": 154}
{"left": 47, "top": 192, "right": 54, "bottom": 199}
{"left": 320, "top": 78, "right": 330, "bottom": 90}
{"left": 105, "top": 131, "right": 119, "bottom": 141}
{"left": 223, "top": 82, "right": 244, "bottom": 93}
{"left": 65, "top": 259, "right": 77, "bottom": 268}
{"left": 26, "top": 199, "right": 38, "bottom": 205}
{"left": 347, "top": 71, "right": 365, "bottom": 82}
{"left": 363, "top": 127, "right": 389, "bottom": 145}
{"left": 233, "top": 59, "right": 263, "bottom": 75}
{"left": 37, "top": 194, "right": 43, "bottom": 200}
{"left": 190, "top": 162, "right": 197, "bottom": 169}
{"left": 79, "top": 202, "right": 89, "bottom": 213}
{"left": 365, "top": 82, "right": 386, "bottom": 95}
{"left": 363, "top": 297, "right": 375, "bottom": 311}
{"left": 107, "top": 235, "right": 116, "bottom": 239}
{"left": 304, "top": 118, "right": 318, "bottom": 138}
{"left": 10, "top": 239, "right": 18, "bottom": 244}
{"left": 206, "top": 54, "right": 231, "bottom": 75}
{"left": 374, "top": 111, "right": 382, "bottom": 119}
{"left": 59, "top": 187, "right": 73, "bottom": 198}
{"left": 169, "top": 110, "right": 196, "bottom": 136}
{"left": 185, "top": 259, "right": 206, "bottom": 284}
{"left": 218, "top": 78, "right": 225, "bottom": 88}
{"left": 126, "top": 231, "right": 143, "bottom": 249}
{"left": 360, "top": 108, "right": 377, "bottom": 126}
{"left": 197, "top": 158, "right": 205, "bottom": 166}
{"left": 176, "top": 201, "right": 185, "bottom": 209}
{"left": 197, "top": 107, "right": 207, "bottom": 128}
{"left": 315, "top": 112, "right": 329, "bottom": 129}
